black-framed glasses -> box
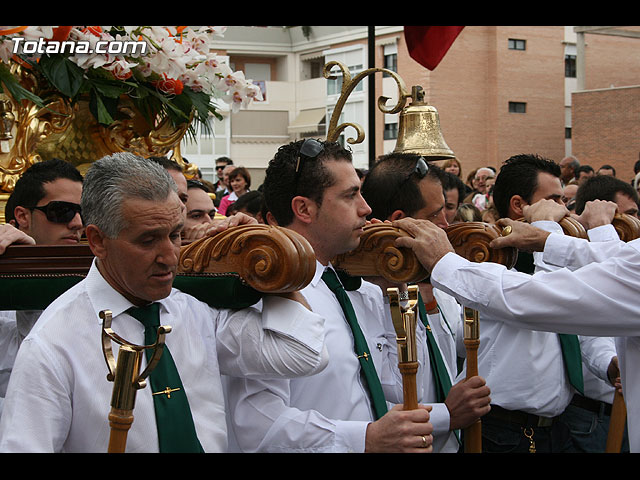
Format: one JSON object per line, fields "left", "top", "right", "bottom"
{"left": 295, "top": 138, "right": 324, "bottom": 174}
{"left": 29, "top": 201, "right": 82, "bottom": 224}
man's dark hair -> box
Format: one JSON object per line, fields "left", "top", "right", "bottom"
{"left": 442, "top": 171, "right": 466, "bottom": 205}
{"left": 361, "top": 152, "right": 446, "bottom": 221}
{"left": 186, "top": 179, "right": 211, "bottom": 193}
{"left": 147, "top": 156, "right": 183, "bottom": 174}
{"left": 227, "top": 190, "right": 263, "bottom": 217}
{"left": 574, "top": 174, "right": 638, "bottom": 214}
{"left": 575, "top": 165, "right": 594, "bottom": 177}
{"left": 5, "top": 158, "right": 83, "bottom": 225}
{"left": 216, "top": 156, "right": 233, "bottom": 166}
{"left": 492, "top": 153, "right": 561, "bottom": 219}
{"left": 263, "top": 139, "right": 353, "bottom": 227}
{"left": 598, "top": 164, "right": 616, "bottom": 176}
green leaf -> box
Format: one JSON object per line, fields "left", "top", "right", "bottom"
{"left": 89, "top": 89, "right": 116, "bottom": 125}
{"left": 0, "top": 63, "right": 45, "bottom": 106}
{"left": 38, "top": 54, "right": 85, "bottom": 99}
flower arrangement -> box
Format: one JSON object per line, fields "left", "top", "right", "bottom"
{"left": 0, "top": 26, "right": 262, "bottom": 134}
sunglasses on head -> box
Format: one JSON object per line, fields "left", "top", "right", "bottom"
{"left": 395, "top": 156, "right": 429, "bottom": 190}
{"left": 29, "top": 201, "right": 82, "bottom": 224}
{"left": 295, "top": 138, "right": 324, "bottom": 174}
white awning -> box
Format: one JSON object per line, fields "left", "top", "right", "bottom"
{"left": 288, "top": 108, "right": 326, "bottom": 134}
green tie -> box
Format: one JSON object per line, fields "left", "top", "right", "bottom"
{"left": 322, "top": 268, "right": 388, "bottom": 420}
{"left": 416, "top": 294, "right": 453, "bottom": 403}
{"left": 558, "top": 334, "right": 585, "bottom": 396}
{"left": 127, "top": 303, "right": 204, "bottom": 453}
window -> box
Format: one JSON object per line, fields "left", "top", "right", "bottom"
{"left": 565, "top": 54, "right": 576, "bottom": 78}
{"left": 327, "top": 63, "right": 364, "bottom": 95}
{"left": 508, "top": 102, "right": 526, "bottom": 113}
{"left": 383, "top": 43, "right": 397, "bottom": 76}
{"left": 384, "top": 122, "right": 398, "bottom": 140}
{"left": 508, "top": 38, "right": 526, "bottom": 50}
{"left": 565, "top": 127, "right": 572, "bottom": 139}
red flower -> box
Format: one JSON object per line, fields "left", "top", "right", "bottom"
{"left": 153, "top": 74, "right": 184, "bottom": 95}
{"left": 82, "top": 26, "right": 103, "bottom": 37}
{"left": 50, "top": 26, "right": 73, "bottom": 42}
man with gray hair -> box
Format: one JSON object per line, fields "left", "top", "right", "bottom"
{"left": 0, "top": 152, "right": 328, "bottom": 453}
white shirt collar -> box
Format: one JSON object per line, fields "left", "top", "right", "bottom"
{"left": 85, "top": 258, "right": 169, "bottom": 324}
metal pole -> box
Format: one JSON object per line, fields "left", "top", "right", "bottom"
{"left": 368, "top": 26, "right": 376, "bottom": 169}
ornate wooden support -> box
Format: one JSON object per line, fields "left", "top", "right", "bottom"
{"left": 332, "top": 223, "right": 429, "bottom": 283}
{"left": 445, "top": 221, "right": 518, "bottom": 269}
{"left": 178, "top": 224, "right": 316, "bottom": 293}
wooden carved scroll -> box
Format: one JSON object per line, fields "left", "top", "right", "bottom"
{"left": 536, "top": 213, "right": 639, "bottom": 242}
{"left": 611, "top": 213, "right": 640, "bottom": 242}
{"left": 178, "top": 224, "right": 316, "bottom": 293}
{"left": 445, "top": 222, "right": 518, "bottom": 269}
{"left": 332, "top": 223, "right": 429, "bottom": 283}
{"left": 558, "top": 216, "right": 588, "bottom": 239}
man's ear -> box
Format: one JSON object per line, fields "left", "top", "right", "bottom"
{"left": 388, "top": 210, "right": 407, "bottom": 221}
{"left": 509, "top": 195, "right": 527, "bottom": 218}
{"left": 290, "top": 196, "right": 317, "bottom": 225}
{"left": 85, "top": 224, "right": 108, "bottom": 259}
{"left": 12, "top": 206, "right": 31, "bottom": 232}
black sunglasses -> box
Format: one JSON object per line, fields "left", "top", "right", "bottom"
{"left": 392, "top": 156, "right": 429, "bottom": 197}
{"left": 29, "top": 201, "right": 82, "bottom": 224}
{"left": 295, "top": 138, "right": 324, "bottom": 174}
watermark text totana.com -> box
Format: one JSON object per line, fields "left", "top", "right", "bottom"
{"left": 11, "top": 37, "right": 148, "bottom": 55}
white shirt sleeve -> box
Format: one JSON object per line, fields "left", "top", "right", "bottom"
{"left": 430, "top": 239, "right": 640, "bottom": 338}
{"left": 215, "top": 295, "right": 328, "bottom": 379}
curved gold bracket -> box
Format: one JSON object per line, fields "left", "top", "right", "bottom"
{"left": 100, "top": 309, "right": 171, "bottom": 410}
{"left": 324, "top": 61, "right": 411, "bottom": 144}
{"left": 387, "top": 285, "right": 419, "bottom": 363}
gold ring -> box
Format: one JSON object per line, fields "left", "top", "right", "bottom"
{"left": 501, "top": 225, "right": 512, "bottom": 236}
{"left": 421, "top": 435, "right": 428, "bottom": 448}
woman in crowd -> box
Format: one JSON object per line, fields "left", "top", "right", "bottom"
{"left": 218, "top": 166, "right": 251, "bottom": 216}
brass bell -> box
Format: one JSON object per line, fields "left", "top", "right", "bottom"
{"left": 393, "top": 86, "right": 455, "bottom": 160}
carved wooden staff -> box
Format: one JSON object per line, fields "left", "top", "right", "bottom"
{"left": 463, "top": 306, "right": 481, "bottom": 453}
{"left": 388, "top": 286, "right": 420, "bottom": 410}
{"left": 446, "top": 221, "right": 518, "bottom": 453}
{"left": 101, "top": 310, "right": 170, "bottom": 453}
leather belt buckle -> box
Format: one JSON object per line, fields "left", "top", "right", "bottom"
{"left": 536, "top": 416, "right": 554, "bottom": 427}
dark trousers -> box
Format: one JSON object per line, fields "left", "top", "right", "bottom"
{"left": 558, "top": 396, "right": 630, "bottom": 453}
{"left": 478, "top": 405, "right": 570, "bottom": 453}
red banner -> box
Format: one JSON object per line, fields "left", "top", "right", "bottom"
{"left": 404, "top": 26, "right": 464, "bottom": 70}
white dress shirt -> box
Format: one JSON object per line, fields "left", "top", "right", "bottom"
{"left": 0, "top": 260, "right": 327, "bottom": 453}
{"left": 450, "top": 221, "right": 575, "bottom": 417}
{"left": 430, "top": 228, "right": 640, "bottom": 450}
{"left": 0, "top": 310, "right": 41, "bottom": 418}
{"left": 226, "top": 261, "right": 400, "bottom": 453}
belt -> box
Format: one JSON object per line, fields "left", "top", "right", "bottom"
{"left": 486, "top": 405, "right": 558, "bottom": 428}
{"left": 570, "top": 394, "right": 612, "bottom": 416}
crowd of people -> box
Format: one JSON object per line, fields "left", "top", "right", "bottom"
{"left": 0, "top": 142, "right": 638, "bottom": 454}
